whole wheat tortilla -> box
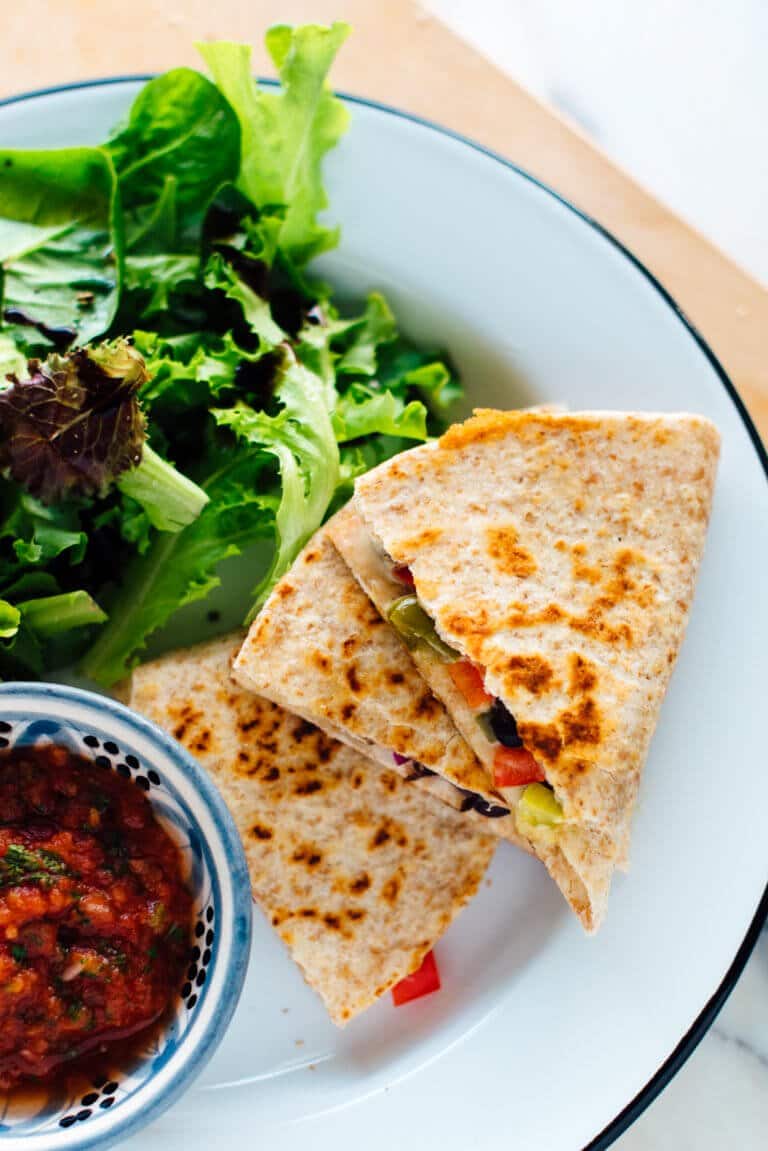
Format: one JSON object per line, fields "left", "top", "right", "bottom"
{"left": 233, "top": 524, "right": 526, "bottom": 844}
{"left": 129, "top": 635, "right": 496, "bottom": 1024}
{"left": 336, "top": 409, "right": 720, "bottom": 931}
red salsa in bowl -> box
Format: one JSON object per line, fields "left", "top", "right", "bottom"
{"left": 0, "top": 744, "right": 193, "bottom": 1090}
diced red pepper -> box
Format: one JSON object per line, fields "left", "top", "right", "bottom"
{"left": 392, "top": 950, "right": 441, "bottom": 1006}
{"left": 492, "top": 746, "right": 546, "bottom": 788}
{"left": 392, "top": 564, "right": 415, "bottom": 589}
{"left": 448, "top": 659, "right": 494, "bottom": 710}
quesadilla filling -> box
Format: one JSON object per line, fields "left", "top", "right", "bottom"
{"left": 387, "top": 569, "right": 564, "bottom": 833}
{"left": 391, "top": 753, "right": 511, "bottom": 820}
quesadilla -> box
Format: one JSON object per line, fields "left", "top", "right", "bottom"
{"left": 330, "top": 409, "right": 720, "bottom": 931}
{"left": 233, "top": 524, "right": 527, "bottom": 844}
{"left": 129, "top": 635, "right": 495, "bottom": 1024}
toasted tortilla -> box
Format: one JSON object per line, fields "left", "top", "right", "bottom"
{"left": 129, "top": 635, "right": 496, "bottom": 1024}
{"left": 332, "top": 409, "right": 720, "bottom": 931}
{"left": 233, "top": 524, "right": 526, "bottom": 844}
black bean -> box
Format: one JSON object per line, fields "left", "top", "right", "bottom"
{"left": 489, "top": 700, "right": 523, "bottom": 748}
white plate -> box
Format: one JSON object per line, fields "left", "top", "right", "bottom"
{"left": 1, "top": 79, "right": 766, "bottom": 1151}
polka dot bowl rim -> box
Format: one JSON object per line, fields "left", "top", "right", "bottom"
{"left": 0, "top": 682, "right": 253, "bottom": 1151}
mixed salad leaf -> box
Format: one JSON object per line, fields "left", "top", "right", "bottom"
{"left": 0, "top": 22, "right": 462, "bottom": 686}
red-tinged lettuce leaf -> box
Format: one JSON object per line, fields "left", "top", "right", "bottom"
{"left": 0, "top": 340, "right": 147, "bottom": 504}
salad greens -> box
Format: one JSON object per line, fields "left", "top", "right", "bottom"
{"left": 0, "top": 22, "right": 462, "bottom": 686}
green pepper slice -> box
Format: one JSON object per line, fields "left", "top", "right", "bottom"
{"left": 387, "top": 594, "right": 459, "bottom": 661}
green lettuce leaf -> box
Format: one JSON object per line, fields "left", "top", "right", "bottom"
{"left": 134, "top": 329, "right": 264, "bottom": 412}
{"left": 117, "top": 443, "right": 209, "bottom": 533}
{"left": 1, "top": 492, "right": 87, "bottom": 570}
{"left": 198, "top": 23, "right": 350, "bottom": 265}
{"left": 0, "top": 333, "right": 26, "bottom": 380}
{"left": 80, "top": 450, "right": 274, "bottom": 685}
{"left": 107, "top": 68, "right": 241, "bottom": 253}
{"left": 18, "top": 591, "right": 107, "bottom": 638}
{"left": 334, "top": 292, "right": 397, "bottom": 376}
{"left": 377, "top": 341, "right": 462, "bottom": 418}
{"left": 204, "top": 250, "right": 286, "bottom": 346}
{"left": 123, "top": 254, "right": 200, "bottom": 317}
{"left": 213, "top": 350, "right": 339, "bottom": 609}
{"left": 0, "top": 600, "right": 20, "bottom": 640}
{"left": 331, "top": 390, "right": 428, "bottom": 442}
{"left": 0, "top": 147, "right": 122, "bottom": 348}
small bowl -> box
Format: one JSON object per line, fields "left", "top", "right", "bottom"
{"left": 0, "top": 683, "right": 252, "bottom": 1151}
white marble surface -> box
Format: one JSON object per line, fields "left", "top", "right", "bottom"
{"left": 422, "top": 2, "right": 768, "bottom": 1146}
{"left": 616, "top": 928, "right": 768, "bottom": 1149}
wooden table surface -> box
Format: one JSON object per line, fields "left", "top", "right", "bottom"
{"left": 3, "top": 0, "right": 767, "bottom": 437}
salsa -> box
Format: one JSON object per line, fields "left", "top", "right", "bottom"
{"left": 0, "top": 744, "right": 192, "bottom": 1089}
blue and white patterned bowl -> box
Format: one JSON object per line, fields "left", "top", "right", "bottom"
{"left": 0, "top": 683, "right": 252, "bottom": 1151}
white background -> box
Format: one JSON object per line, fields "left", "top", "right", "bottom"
{"left": 426, "top": 0, "right": 767, "bottom": 286}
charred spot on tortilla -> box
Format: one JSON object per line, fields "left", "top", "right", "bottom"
{"left": 238, "top": 716, "right": 261, "bottom": 734}
{"left": 381, "top": 876, "right": 401, "bottom": 903}
{"left": 349, "top": 873, "right": 371, "bottom": 894}
{"left": 486, "top": 526, "right": 537, "bottom": 578}
{"left": 559, "top": 698, "right": 601, "bottom": 746}
{"left": 344, "top": 664, "right": 362, "bottom": 693}
{"left": 568, "top": 653, "right": 598, "bottom": 695}
{"left": 292, "top": 846, "right": 323, "bottom": 867}
{"left": 571, "top": 549, "right": 602, "bottom": 584}
{"left": 401, "top": 527, "right": 443, "bottom": 550}
{"left": 292, "top": 718, "right": 317, "bottom": 740}
{"left": 414, "top": 690, "right": 440, "bottom": 718}
{"left": 192, "top": 729, "right": 212, "bottom": 752}
{"left": 251, "top": 824, "right": 273, "bottom": 840}
{"left": 294, "top": 778, "right": 324, "bottom": 796}
{"left": 443, "top": 602, "right": 492, "bottom": 636}
{"left": 569, "top": 610, "right": 633, "bottom": 646}
{"left": 517, "top": 722, "right": 563, "bottom": 763}
{"left": 503, "top": 654, "right": 555, "bottom": 695}
{"left": 172, "top": 702, "right": 204, "bottom": 742}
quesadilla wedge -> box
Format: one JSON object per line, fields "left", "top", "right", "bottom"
{"left": 129, "top": 635, "right": 495, "bottom": 1024}
{"left": 233, "top": 524, "right": 528, "bottom": 845}
{"left": 330, "top": 409, "right": 720, "bottom": 931}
